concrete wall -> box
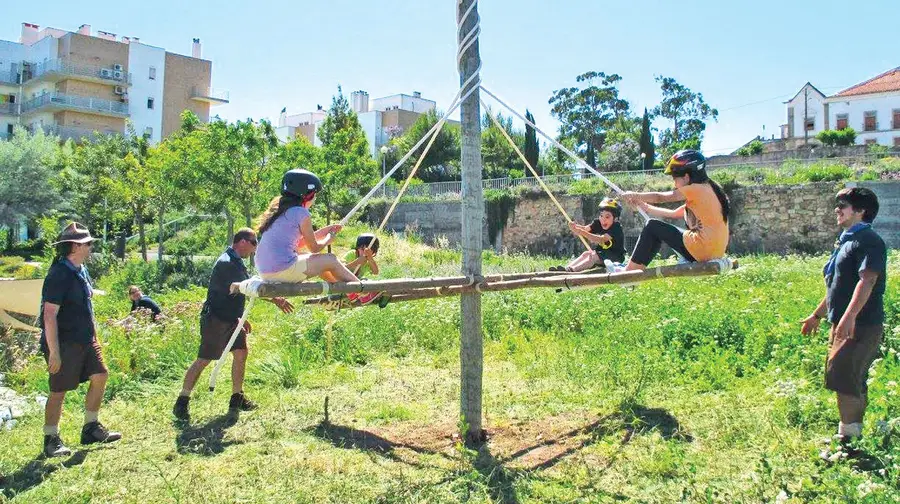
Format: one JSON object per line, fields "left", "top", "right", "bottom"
{"left": 161, "top": 52, "right": 211, "bottom": 137}
{"left": 127, "top": 42, "right": 166, "bottom": 143}
{"left": 367, "top": 181, "right": 900, "bottom": 258}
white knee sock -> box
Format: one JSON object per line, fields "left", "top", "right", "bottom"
{"left": 838, "top": 422, "right": 862, "bottom": 438}
{"left": 84, "top": 410, "right": 99, "bottom": 425}
{"left": 43, "top": 425, "right": 59, "bottom": 436}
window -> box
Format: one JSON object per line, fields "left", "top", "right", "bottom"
{"left": 865, "top": 139, "right": 877, "bottom": 145}
{"left": 6, "top": 124, "right": 13, "bottom": 136}
{"left": 149, "top": 67, "right": 156, "bottom": 80}
{"left": 836, "top": 114, "right": 848, "bottom": 130}
{"left": 893, "top": 109, "right": 900, "bottom": 129}
{"left": 894, "top": 137, "right": 900, "bottom": 148}
{"left": 864, "top": 111, "right": 877, "bottom": 132}
{"left": 144, "top": 126, "right": 153, "bottom": 138}
{"left": 805, "top": 117, "right": 815, "bottom": 131}
{"left": 147, "top": 97, "right": 154, "bottom": 110}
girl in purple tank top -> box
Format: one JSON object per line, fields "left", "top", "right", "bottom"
{"left": 255, "top": 169, "right": 360, "bottom": 286}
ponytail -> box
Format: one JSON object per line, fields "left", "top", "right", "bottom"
{"left": 707, "top": 180, "right": 731, "bottom": 223}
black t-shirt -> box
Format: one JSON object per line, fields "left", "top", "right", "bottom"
{"left": 131, "top": 295, "right": 162, "bottom": 320}
{"left": 203, "top": 247, "right": 250, "bottom": 322}
{"left": 39, "top": 259, "right": 96, "bottom": 347}
{"left": 588, "top": 220, "right": 626, "bottom": 263}
{"left": 826, "top": 226, "right": 887, "bottom": 325}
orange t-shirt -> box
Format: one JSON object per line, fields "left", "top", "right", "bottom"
{"left": 677, "top": 183, "right": 729, "bottom": 261}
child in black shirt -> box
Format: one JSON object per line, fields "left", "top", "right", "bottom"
{"left": 552, "top": 197, "right": 626, "bottom": 272}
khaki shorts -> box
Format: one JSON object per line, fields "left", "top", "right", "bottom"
{"left": 260, "top": 254, "right": 310, "bottom": 283}
{"left": 43, "top": 340, "right": 108, "bottom": 393}
{"left": 825, "top": 324, "right": 883, "bottom": 397}
{"left": 198, "top": 312, "right": 247, "bottom": 360}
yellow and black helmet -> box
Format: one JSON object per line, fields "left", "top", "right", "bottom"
{"left": 664, "top": 149, "right": 707, "bottom": 178}
{"left": 598, "top": 197, "right": 622, "bottom": 218}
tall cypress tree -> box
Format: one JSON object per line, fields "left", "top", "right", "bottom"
{"left": 523, "top": 109, "right": 539, "bottom": 174}
{"left": 639, "top": 108, "right": 655, "bottom": 171}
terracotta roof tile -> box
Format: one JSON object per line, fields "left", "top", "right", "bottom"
{"left": 834, "top": 67, "right": 900, "bottom": 97}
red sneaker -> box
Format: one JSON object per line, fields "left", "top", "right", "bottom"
{"left": 347, "top": 292, "right": 381, "bottom": 305}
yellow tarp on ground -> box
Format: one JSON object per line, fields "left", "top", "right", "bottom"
{"left": 0, "top": 279, "right": 42, "bottom": 316}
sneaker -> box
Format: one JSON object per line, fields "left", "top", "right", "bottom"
{"left": 43, "top": 434, "right": 72, "bottom": 458}
{"left": 80, "top": 421, "right": 122, "bottom": 445}
{"left": 173, "top": 395, "right": 190, "bottom": 420}
{"left": 347, "top": 292, "right": 381, "bottom": 305}
{"left": 229, "top": 392, "right": 257, "bottom": 412}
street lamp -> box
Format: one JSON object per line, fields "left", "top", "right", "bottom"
{"left": 640, "top": 152, "right": 647, "bottom": 172}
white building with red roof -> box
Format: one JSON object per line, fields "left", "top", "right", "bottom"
{"left": 781, "top": 66, "right": 900, "bottom": 148}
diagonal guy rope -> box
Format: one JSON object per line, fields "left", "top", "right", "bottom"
{"left": 482, "top": 99, "right": 592, "bottom": 252}
{"left": 479, "top": 85, "right": 650, "bottom": 222}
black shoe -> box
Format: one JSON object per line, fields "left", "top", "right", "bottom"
{"left": 173, "top": 396, "right": 190, "bottom": 420}
{"left": 43, "top": 434, "right": 72, "bottom": 458}
{"left": 80, "top": 421, "right": 122, "bottom": 445}
{"left": 549, "top": 266, "right": 565, "bottom": 272}
{"left": 229, "top": 392, "right": 257, "bottom": 412}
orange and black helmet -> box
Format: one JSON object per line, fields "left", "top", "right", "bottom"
{"left": 598, "top": 197, "right": 622, "bottom": 218}
{"left": 664, "top": 149, "right": 707, "bottom": 178}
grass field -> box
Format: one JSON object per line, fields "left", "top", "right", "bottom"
{"left": 1, "top": 233, "right": 898, "bottom": 503}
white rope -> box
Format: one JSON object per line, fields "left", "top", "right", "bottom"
{"left": 209, "top": 296, "right": 255, "bottom": 391}
{"left": 479, "top": 85, "right": 650, "bottom": 222}
{"left": 236, "top": 277, "right": 264, "bottom": 297}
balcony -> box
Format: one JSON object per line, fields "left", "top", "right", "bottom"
{"left": 0, "top": 69, "right": 19, "bottom": 85}
{"left": 190, "top": 86, "right": 229, "bottom": 105}
{"left": 0, "top": 102, "right": 17, "bottom": 116}
{"left": 42, "top": 124, "right": 122, "bottom": 143}
{"left": 24, "top": 58, "right": 132, "bottom": 86}
{"left": 21, "top": 92, "right": 129, "bottom": 117}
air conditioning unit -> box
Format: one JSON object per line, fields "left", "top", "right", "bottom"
{"left": 100, "top": 68, "right": 113, "bottom": 78}
{"left": 113, "top": 70, "right": 124, "bottom": 80}
{"left": 113, "top": 63, "right": 123, "bottom": 71}
{"left": 114, "top": 86, "right": 125, "bottom": 95}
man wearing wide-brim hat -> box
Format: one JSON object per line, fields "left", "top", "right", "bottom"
{"left": 39, "top": 222, "right": 121, "bottom": 458}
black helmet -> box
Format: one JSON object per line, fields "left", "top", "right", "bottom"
{"left": 664, "top": 150, "right": 707, "bottom": 179}
{"left": 355, "top": 233, "right": 380, "bottom": 254}
{"left": 598, "top": 197, "right": 622, "bottom": 218}
{"left": 282, "top": 169, "right": 322, "bottom": 198}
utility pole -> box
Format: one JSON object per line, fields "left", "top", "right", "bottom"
{"left": 804, "top": 86, "right": 809, "bottom": 147}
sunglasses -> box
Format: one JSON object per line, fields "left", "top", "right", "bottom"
{"left": 835, "top": 202, "right": 851, "bottom": 210}
{"left": 246, "top": 238, "right": 258, "bottom": 246}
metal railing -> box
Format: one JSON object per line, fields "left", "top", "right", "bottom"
{"left": 21, "top": 92, "right": 129, "bottom": 116}
{"left": 41, "top": 124, "right": 121, "bottom": 142}
{"left": 27, "top": 58, "right": 132, "bottom": 85}
{"left": 0, "top": 102, "right": 17, "bottom": 115}
{"left": 190, "top": 86, "right": 230, "bottom": 102}
{"left": 0, "top": 70, "right": 18, "bottom": 85}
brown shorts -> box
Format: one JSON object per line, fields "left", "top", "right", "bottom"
{"left": 825, "top": 324, "right": 883, "bottom": 397}
{"left": 43, "top": 340, "right": 108, "bottom": 393}
{"left": 197, "top": 312, "right": 247, "bottom": 361}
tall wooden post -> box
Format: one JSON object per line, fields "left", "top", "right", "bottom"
{"left": 457, "top": 0, "right": 484, "bottom": 445}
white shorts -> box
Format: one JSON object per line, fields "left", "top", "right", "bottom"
{"left": 260, "top": 254, "right": 310, "bottom": 282}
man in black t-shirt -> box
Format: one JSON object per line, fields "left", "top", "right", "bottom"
{"left": 801, "top": 187, "right": 887, "bottom": 448}
{"left": 128, "top": 285, "right": 162, "bottom": 321}
{"left": 551, "top": 197, "right": 627, "bottom": 272}
{"left": 39, "top": 223, "right": 121, "bottom": 458}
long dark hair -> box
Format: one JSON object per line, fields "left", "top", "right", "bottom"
{"left": 258, "top": 195, "right": 304, "bottom": 235}
{"left": 687, "top": 172, "right": 730, "bottom": 223}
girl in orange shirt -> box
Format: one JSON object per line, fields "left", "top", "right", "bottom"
{"left": 621, "top": 150, "right": 730, "bottom": 270}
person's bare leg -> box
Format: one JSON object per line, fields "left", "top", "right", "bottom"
{"left": 44, "top": 392, "right": 66, "bottom": 429}
{"left": 84, "top": 372, "right": 107, "bottom": 414}
{"left": 625, "top": 260, "right": 646, "bottom": 271}
{"left": 305, "top": 254, "right": 359, "bottom": 283}
{"left": 180, "top": 359, "right": 211, "bottom": 397}
{"left": 231, "top": 349, "right": 248, "bottom": 395}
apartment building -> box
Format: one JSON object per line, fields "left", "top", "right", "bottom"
{"left": 0, "top": 22, "right": 228, "bottom": 144}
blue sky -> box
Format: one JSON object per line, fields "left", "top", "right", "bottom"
{"left": 4, "top": 0, "right": 898, "bottom": 156}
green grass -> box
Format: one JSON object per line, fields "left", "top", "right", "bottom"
{"left": 1, "top": 238, "right": 899, "bottom": 502}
